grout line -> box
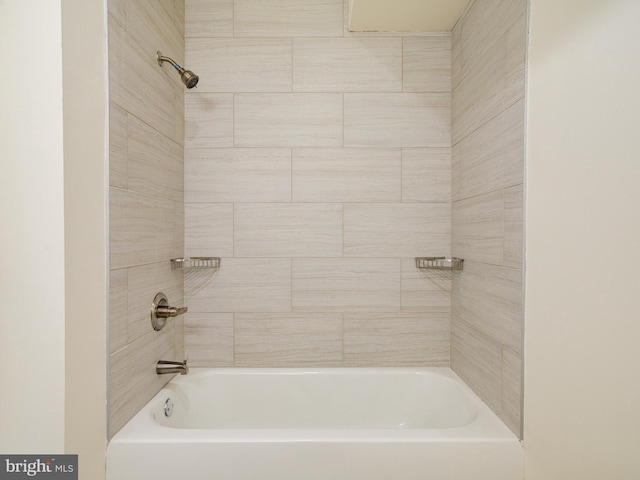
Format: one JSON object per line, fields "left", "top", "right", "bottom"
{"left": 341, "top": 203, "right": 345, "bottom": 256}
{"left": 342, "top": 93, "right": 345, "bottom": 147}
{"left": 453, "top": 183, "right": 523, "bottom": 204}
{"left": 232, "top": 313, "right": 236, "bottom": 367}
{"left": 502, "top": 189, "right": 506, "bottom": 267}
{"left": 451, "top": 96, "right": 524, "bottom": 148}
{"left": 399, "top": 257, "right": 403, "bottom": 310}
{"left": 401, "top": 37, "right": 404, "bottom": 92}
{"left": 343, "top": 0, "right": 347, "bottom": 37}
{"left": 400, "top": 148, "right": 404, "bottom": 202}
{"left": 341, "top": 313, "right": 345, "bottom": 364}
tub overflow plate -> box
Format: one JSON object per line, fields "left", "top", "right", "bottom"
{"left": 164, "top": 398, "right": 173, "bottom": 417}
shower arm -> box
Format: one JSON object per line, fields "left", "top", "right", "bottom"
{"left": 157, "top": 52, "right": 182, "bottom": 70}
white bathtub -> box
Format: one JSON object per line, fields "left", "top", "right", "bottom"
{"left": 107, "top": 368, "right": 523, "bottom": 480}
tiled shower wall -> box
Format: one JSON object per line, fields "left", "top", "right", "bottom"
{"left": 183, "top": 0, "right": 453, "bottom": 368}
{"left": 450, "top": 0, "right": 527, "bottom": 437}
{"left": 108, "top": 0, "right": 185, "bottom": 436}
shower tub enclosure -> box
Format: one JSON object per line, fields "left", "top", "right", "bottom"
{"left": 107, "top": 368, "right": 523, "bottom": 480}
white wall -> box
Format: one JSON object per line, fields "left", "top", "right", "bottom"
{"left": 62, "top": 0, "right": 108, "bottom": 477}
{"left": 0, "top": 0, "right": 66, "bottom": 452}
{"left": 0, "top": 2, "right": 108, "bottom": 476}
{"left": 525, "top": 0, "right": 640, "bottom": 478}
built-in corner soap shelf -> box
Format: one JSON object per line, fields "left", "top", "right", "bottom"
{"left": 171, "top": 257, "right": 221, "bottom": 271}
{"left": 415, "top": 257, "right": 464, "bottom": 271}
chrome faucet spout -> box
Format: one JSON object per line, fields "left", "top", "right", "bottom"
{"left": 156, "top": 360, "right": 189, "bottom": 375}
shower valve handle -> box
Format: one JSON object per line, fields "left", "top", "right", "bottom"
{"left": 156, "top": 305, "right": 188, "bottom": 318}
{"left": 151, "top": 292, "right": 188, "bottom": 331}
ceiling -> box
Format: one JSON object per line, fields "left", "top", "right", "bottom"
{"left": 348, "top": 0, "right": 472, "bottom": 32}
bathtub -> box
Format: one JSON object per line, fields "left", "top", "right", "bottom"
{"left": 107, "top": 368, "right": 523, "bottom": 480}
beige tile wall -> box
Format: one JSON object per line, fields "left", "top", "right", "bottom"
{"left": 184, "top": 0, "right": 452, "bottom": 369}
{"left": 451, "top": 0, "right": 526, "bottom": 438}
{"left": 108, "top": 0, "right": 185, "bottom": 437}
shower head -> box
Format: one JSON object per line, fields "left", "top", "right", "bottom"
{"left": 157, "top": 51, "right": 199, "bottom": 89}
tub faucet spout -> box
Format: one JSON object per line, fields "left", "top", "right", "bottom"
{"left": 156, "top": 360, "right": 189, "bottom": 375}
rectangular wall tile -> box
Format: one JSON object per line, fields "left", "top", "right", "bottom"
{"left": 452, "top": 143, "right": 462, "bottom": 201}
{"left": 110, "top": 188, "right": 178, "bottom": 269}
{"left": 452, "top": 37, "right": 506, "bottom": 145}
{"left": 128, "top": 115, "right": 183, "bottom": 202}
{"left": 344, "top": 203, "right": 450, "bottom": 257}
{"left": 292, "top": 258, "right": 400, "bottom": 312}
{"left": 188, "top": 38, "right": 292, "bottom": 92}
{"left": 235, "top": 314, "right": 343, "bottom": 367}
{"left": 451, "top": 316, "right": 503, "bottom": 413}
{"left": 293, "top": 38, "right": 402, "bottom": 92}
{"left": 403, "top": 36, "right": 451, "bottom": 93}
{"left": 234, "top": 0, "right": 343, "bottom": 37}
{"left": 458, "top": 99, "right": 524, "bottom": 199}
{"left": 128, "top": 0, "right": 183, "bottom": 68}
{"left": 108, "top": 0, "right": 126, "bottom": 29}
{"left": 173, "top": 201, "right": 185, "bottom": 260}
{"left": 174, "top": 85, "right": 185, "bottom": 146}
{"left": 185, "top": 148, "right": 291, "bottom": 203}
{"left": 185, "top": 93, "right": 233, "bottom": 149}
{"left": 502, "top": 347, "right": 522, "bottom": 436}
{"left": 344, "top": 93, "right": 450, "bottom": 147}
{"left": 400, "top": 258, "right": 451, "bottom": 313}
{"left": 344, "top": 313, "right": 449, "bottom": 366}
{"left": 109, "top": 269, "right": 128, "bottom": 353}
{"left": 457, "top": 109, "right": 509, "bottom": 197}
{"left": 127, "top": 261, "right": 184, "bottom": 343}
{"left": 452, "top": 261, "right": 522, "bottom": 352}
{"left": 504, "top": 184, "right": 524, "bottom": 269}
{"left": 109, "top": 102, "right": 128, "bottom": 189}
{"left": 109, "top": 20, "right": 178, "bottom": 143}
{"left": 234, "top": 203, "right": 343, "bottom": 257}
{"left": 460, "top": 0, "right": 526, "bottom": 77}
{"left": 186, "top": 0, "right": 233, "bottom": 37}
{"left": 293, "top": 148, "right": 401, "bottom": 202}
{"left": 185, "top": 203, "right": 233, "bottom": 257}
{"left": 453, "top": 191, "right": 504, "bottom": 265}
{"left": 234, "top": 94, "right": 343, "bottom": 147}
{"left": 185, "top": 313, "right": 234, "bottom": 367}
{"left": 499, "top": 98, "right": 525, "bottom": 188}
{"left": 109, "top": 326, "right": 175, "bottom": 435}
{"left": 401, "top": 148, "right": 451, "bottom": 203}
{"left": 505, "top": 11, "right": 527, "bottom": 107}
{"left": 175, "top": 0, "right": 185, "bottom": 39}
{"left": 174, "top": 313, "right": 185, "bottom": 361}
{"left": 451, "top": 19, "right": 462, "bottom": 89}
{"left": 186, "top": 258, "right": 291, "bottom": 313}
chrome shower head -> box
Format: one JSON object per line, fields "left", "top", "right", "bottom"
{"left": 157, "top": 51, "right": 199, "bottom": 89}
